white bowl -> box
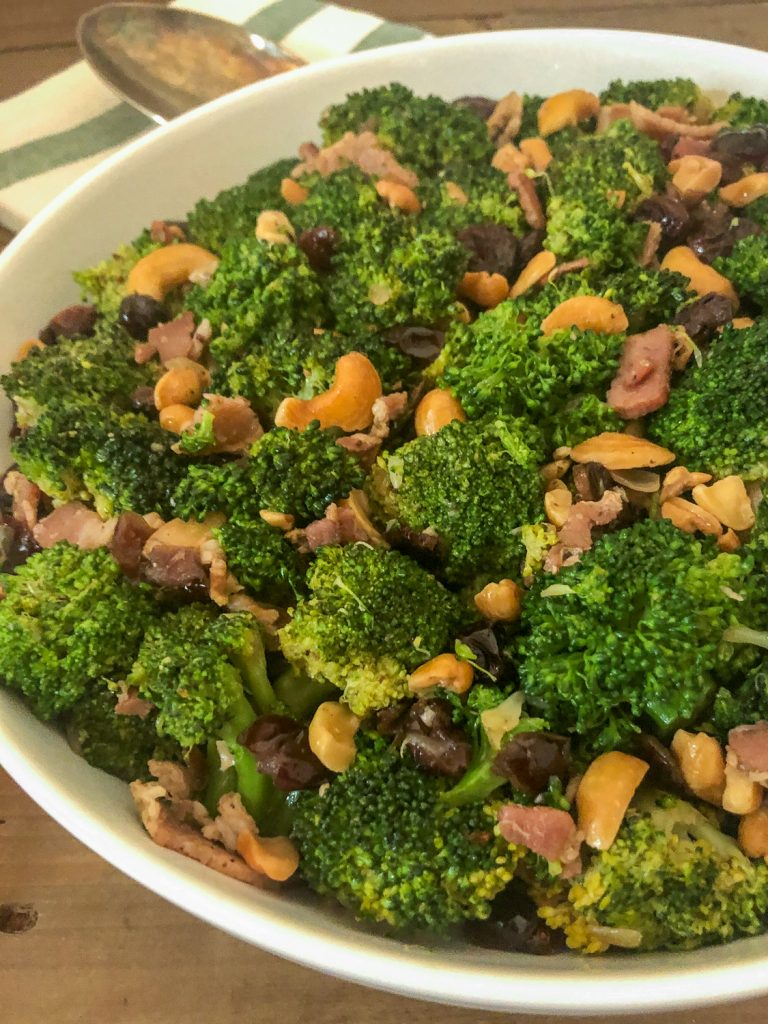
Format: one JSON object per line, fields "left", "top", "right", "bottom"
{"left": 1, "top": 28, "right": 767, "bottom": 1015}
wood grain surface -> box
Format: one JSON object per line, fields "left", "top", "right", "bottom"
{"left": 2, "top": 3, "right": 768, "bottom": 1022}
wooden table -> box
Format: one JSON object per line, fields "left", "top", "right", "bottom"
{"left": 2, "top": 2, "right": 768, "bottom": 1020}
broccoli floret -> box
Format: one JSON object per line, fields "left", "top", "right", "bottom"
{"left": 329, "top": 224, "right": 467, "bottom": 333}
{"left": 65, "top": 688, "right": 180, "bottom": 782}
{"left": 211, "top": 328, "right": 411, "bottom": 421}
{"left": 1, "top": 323, "right": 154, "bottom": 429}
{"left": 418, "top": 165, "right": 526, "bottom": 235}
{"left": 14, "top": 402, "right": 187, "bottom": 516}
{"left": 186, "top": 238, "right": 327, "bottom": 350}
{"left": 279, "top": 544, "right": 459, "bottom": 715}
{"left": 320, "top": 83, "right": 493, "bottom": 178}
{"left": 516, "top": 519, "right": 766, "bottom": 752}
{"left": 744, "top": 195, "right": 768, "bottom": 230}
{"left": 291, "top": 166, "right": 386, "bottom": 238}
{"left": 601, "top": 266, "right": 692, "bottom": 332}
{"left": 713, "top": 234, "right": 768, "bottom": 314}
{"left": 176, "top": 407, "right": 216, "bottom": 456}
{"left": 186, "top": 157, "right": 296, "bottom": 252}
{"left": 291, "top": 737, "right": 521, "bottom": 931}
{"left": 711, "top": 658, "right": 768, "bottom": 738}
{"left": 518, "top": 94, "right": 546, "bottom": 139}
{"left": 545, "top": 194, "right": 649, "bottom": 272}
{"left": 173, "top": 423, "right": 365, "bottom": 525}
{"left": 0, "top": 544, "right": 157, "bottom": 720}
{"left": 537, "top": 794, "right": 768, "bottom": 952}
{"left": 713, "top": 92, "right": 768, "bottom": 129}
{"left": 600, "top": 78, "right": 704, "bottom": 114}
{"left": 213, "top": 517, "right": 306, "bottom": 603}
{"left": 73, "top": 231, "right": 160, "bottom": 320}
{"left": 546, "top": 393, "right": 622, "bottom": 450}
{"left": 437, "top": 292, "right": 626, "bottom": 436}
{"left": 367, "top": 418, "right": 544, "bottom": 583}
{"left": 750, "top": 497, "right": 768, "bottom": 573}
{"left": 648, "top": 319, "right": 768, "bottom": 480}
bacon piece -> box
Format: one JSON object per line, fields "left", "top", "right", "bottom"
{"left": 226, "top": 593, "right": 283, "bottom": 635}
{"left": 3, "top": 470, "right": 41, "bottom": 532}
{"left": 498, "top": 803, "right": 581, "bottom": 863}
{"left": 507, "top": 169, "right": 546, "bottom": 229}
{"left": 629, "top": 101, "right": 726, "bottom": 141}
{"left": 671, "top": 137, "right": 712, "bottom": 160}
{"left": 543, "top": 542, "right": 583, "bottom": 574}
{"left": 150, "top": 219, "right": 186, "bottom": 244}
{"left": 115, "top": 686, "right": 154, "bottom": 720}
{"left": 40, "top": 303, "right": 97, "bottom": 343}
{"left": 303, "top": 504, "right": 370, "bottom": 552}
{"left": 548, "top": 257, "right": 590, "bottom": 283}
{"left": 192, "top": 394, "right": 263, "bottom": 454}
{"left": 143, "top": 544, "right": 207, "bottom": 589}
{"left": 291, "top": 131, "right": 418, "bottom": 188}
{"left": 728, "top": 722, "right": 768, "bottom": 782}
{"left": 33, "top": 502, "right": 116, "bottom": 550}
{"left": 110, "top": 510, "right": 156, "bottom": 577}
{"left": 134, "top": 311, "right": 201, "bottom": 365}
{"left": 336, "top": 390, "right": 407, "bottom": 464}
{"left": 148, "top": 759, "right": 203, "bottom": 800}
{"left": 596, "top": 103, "right": 632, "bottom": 133}
{"left": 639, "top": 221, "right": 663, "bottom": 268}
{"left": 557, "top": 489, "right": 625, "bottom": 552}
{"left": 607, "top": 325, "right": 675, "bottom": 419}
{"left": 130, "top": 781, "right": 266, "bottom": 886}
{"left": 202, "top": 793, "right": 257, "bottom": 853}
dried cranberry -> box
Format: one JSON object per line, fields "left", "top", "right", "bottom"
{"left": 634, "top": 734, "right": 689, "bottom": 795}
{"left": 459, "top": 627, "right": 504, "bottom": 683}
{"left": 129, "top": 385, "right": 156, "bottom": 412}
{"left": 240, "top": 714, "right": 329, "bottom": 790}
{"left": 711, "top": 125, "right": 768, "bottom": 167}
{"left": 634, "top": 188, "right": 690, "bottom": 250}
{"left": 456, "top": 223, "right": 519, "bottom": 279}
{"left": 463, "top": 881, "right": 560, "bottom": 955}
{"left": 687, "top": 201, "right": 760, "bottom": 263}
{"left": 387, "top": 325, "right": 444, "bottom": 360}
{"left": 492, "top": 731, "right": 570, "bottom": 797}
{"left": 39, "top": 304, "right": 97, "bottom": 345}
{"left": 674, "top": 292, "right": 734, "bottom": 344}
{"left": 298, "top": 226, "right": 339, "bottom": 272}
{"left": 376, "top": 698, "right": 471, "bottom": 778}
{"left": 119, "top": 294, "right": 170, "bottom": 340}
{"left": 572, "top": 462, "right": 613, "bottom": 502}
{"left": 517, "top": 228, "right": 546, "bottom": 267}
{"left": 110, "top": 511, "right": 155, "bottom": 578}
{"left": 452, "top": 96, "right": 496, "bottom": 121}
{"left": 0, "top": 515, "right": 40, "bottom": 572}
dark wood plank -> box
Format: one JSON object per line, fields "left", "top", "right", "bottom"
{"left": 0, "top": 45, "right": 79, "bottom": 100}
{"left": 0, "top": 0, "right": 163, "bottom": 51}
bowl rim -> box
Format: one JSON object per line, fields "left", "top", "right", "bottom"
{"left": 3, "top": 26, "right": 768, "bottom": 1015}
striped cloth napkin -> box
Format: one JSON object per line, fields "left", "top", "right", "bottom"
{"left": 0, "top": 0, "right": 427, "bottom": 232}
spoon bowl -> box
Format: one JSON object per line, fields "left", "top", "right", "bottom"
{"left": 77, "top": 3, "right": 304, "bottom": 123}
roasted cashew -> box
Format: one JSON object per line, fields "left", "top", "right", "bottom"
{"left": 541, "top": 295, "right": 629, "bottom": 336}
{"left": 414, "top": 389, "right": 466, "bottom": 436}
{"left": 660, "top": 246, "right": 738, "bottom": 308}
{"left": 577, "top": 751, "right": 649, "bottom": 850}
{"left": 126, "top": 243, "right": 219, "bottom": 300}
{"left": 537, "top": 89, "right": 600, "bottom": 137}
{"left": 510, "top": 250, "right": 556, "bottom": 299}
{"left": 308, "top": 701, "right": 361, "bottom": 773}
{"left": 274, "top": 352, "right": 382, "bottom": 432}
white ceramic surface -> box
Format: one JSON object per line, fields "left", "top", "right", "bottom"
{"left": 1, "top": 29, "right": 768, "bottom": 1015}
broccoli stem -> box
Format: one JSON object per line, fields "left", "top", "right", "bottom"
{"left": 231, "top": 628, "right": 279, "bottom": 715}
{"left": 273, "top": 666, "right": 338, "bottom": 719}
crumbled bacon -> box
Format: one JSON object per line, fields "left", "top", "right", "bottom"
{"left": 728, "top": 723, "right": 768, "bottom": 783}
{"left": 629, "top": 101, "right": 726, "bottom": 141}
{"left": 291, "top": 131, "right": 418, "bottom": 188}
{"left": 150, "top": 219, "right": 186, "bottom": 244}
{"left": 336, "top": 390, "right": 407, "bottom": 464}
{"left": 638, "top": 221, "right": 663, "bottom": 268}
{"left": 301, "top": 503, "right": 370, "bottom": 552}
{"left": 671, "top": 137, "right": 712, "bottom": 160}
{"left": 185, "top": 394, "right": 263, "bottom": 455}
{"left": 3, "top": 470, "right": 41, "bottom": 532}
{"left": 596, "top": 103, "right": 632, "bottom": 133}
{"left": 33, "top": 502, "right": 116, "bottom": 550}
{"left": 557, "top": 488, "right": 625, "bottom": 552}
{"left": 607, "top": 325, "right": 675, "bottom": 419}
{"left": 110, "top": 510, "right": 157, "bottom": 577}
{"left": 507, "top": 169, "right": 546, "bottom": 229}
{"left": 498, "top": 803, "right": 581, "bottom": 865}
{"left": 134, "top": 311, "right": 201, "bottom": 365}
{"left": 115, "top": 686, "right": 154, "bottom": 720}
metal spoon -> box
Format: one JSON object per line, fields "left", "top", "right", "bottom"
{"left": 77, "top": 4, "right": 305, "bottom": 124}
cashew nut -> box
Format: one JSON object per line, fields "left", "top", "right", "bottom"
{"left": 519, "top": 136, "right": 553, "bottom": 171}
{"left": 659, "top": 466, "right": 712, "bottom": 503}
{"left": 719, "top": 171, "right": 768, "bottom": 208}
{"left": 154, "top": 362, "right": 207, "bottom": 411}
{"left": 718, "top": 528, "right": 741, "bottom": 552}
{"left": 444, "top": 181, "right": 469, "bottom": 205}
{"left": 308, "top": 701, "right": 360, "bottom": 773}
{"left": 236, "top": 830, "right": 300, "bottom": 882}
{"left": 15, "top": 338, "right": 45, "bottom": 361}
{"left": 660, "top": 246, "right": 738, "bottom": 308}
{"left": 414, "top": 388, "right": 466, "bottom": 436}
{"left": 408, "top": 653, "right": 474, "bottom": 696}
{"left": 510, "top": 250, "right": 556, "bottom": 299}
{"left": 280, "top": 177, "right": 309, "bottom": 205}
{"left": 540, "top": 295, "right": 628, "bottom": 336}
{"left": 544, "top": 479, "right": 573, "bottom": 528}
{"left": 126, "top": 243, "right": 219, "bottom": 300}
{"left": 458, "top": 271, "right": 509, "bottom": 309}
{"left": 661, "top": 496, "right": 723, "bottom": 537}
{"left": 667, "top": 155, "right": 722, "bottom": 200}
{"left": 570, "top": 432, "right": 674, "bottom": 470}
{"left": 738, "top": 805, "right": 768, "bottom": 859}
{"left": 691, "top": 475, "right": 755, "bottom": 531}
{"left": 159, "top": 403, "right": 196, "bottom": 434}
{"left": 491, "top": 143, "right": 531, "bottom": 174}
{"left": 537, "top": 89, "right": 601, "bottom": 137}
{"left": 540, "top": 458, "right": 571, "bottom": 484}
{"left": 722, "top": 760, "right": 763, "bottom": 816}
{"left": 732, "top": 317, "right": 755, "bottom": 330}
{"left": 473, "top": 579, "right": 523, "bottom": 623}
{"left": 255, "top": 210, "right": 295, "bottom": 244}
{"left": 259, "top": 509, "right": 295, "bottom": 531}
{"left": 576, "top": 751, "right": 649, "bottom": 850}
{"left": 670, "top": 729, "right": 725, "bottom": 804}
{"left": 274, "top": 352, "right": 382, "bottom": 432}
{"left": 375, "top": 179, "right": 422, "bottom": 214}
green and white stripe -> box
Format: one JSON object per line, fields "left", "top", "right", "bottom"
{"left": 0, "top": 0, "right": 427, "bottom": 231}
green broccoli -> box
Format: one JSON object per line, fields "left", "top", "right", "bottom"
{"left": 175, "top": 406, "right": 216, "bottom": 456}
{"left": 599, "top": 78, "right": 704, "bottom": 114}
{"left": 436, "top": 291, "right": 626, "bottom": 440}
{"left": 279, "top": 544, "right": 459, "bottom": 715}
{"left": 518, "top": 94, "right": 546, "bottom": 139}
{"left": 186, "top": 237, "right": 328, "bottom": 351}
{"left": 648, "top": 319, "right": 768, "bottom": 480}
{"left": 291, "top": 166, "right": 387, "bottom": 237}
{"left": 14, "top": 402, "right": 187, "bottom": 516}
{"left": 65, "top": 688, "right": 180, "bottom": 782}
{"left": 417, "top": 165, "right": 526, "bottom": 236}
{"left": 711, "top": 657, "right": 768, "bottom": 737}
{"left": 537, "top": 793, "right": 768, "bottom": 952}
{"left": 319, "top": 83, "right": 493, "bottom": 178}
{"left": 713, "top": 92, "right": 768, "bottom": 129}
{"left": 743, "top": 195, "right": 768, "bottom": 230}
{"left": 367, "top": 418, "right": 544, "bottom": 583}
{"left": 291, "top": 737, "right": 521, "bottom": 931}
{"left": 0, "top": 323, "right": 154, "bottom": 429}
{"left": 516, "top": 519, "right": 766, "bottom": 752}
{"left": 0, "top": 544, "right": 157, "bottom": 720}
{"left": 545, "top": 194, "right": 649, "bottom": 273}
{"left": 601, "top": 265, "right": 691, "bottom": 332}
{"left": 713, "top": 234, "right": 768, "bottom": 314}
{"left": 173, "top": 422, "right": 365, "bottom": 525}
{"left": 73, "top": 230, "right": 161, "bottom": 320}
{"left": 186, "top": 157, "right": 296, "bottom": 252}
{"left": 213, "top": 517, "right": 306, "bottom": 603}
